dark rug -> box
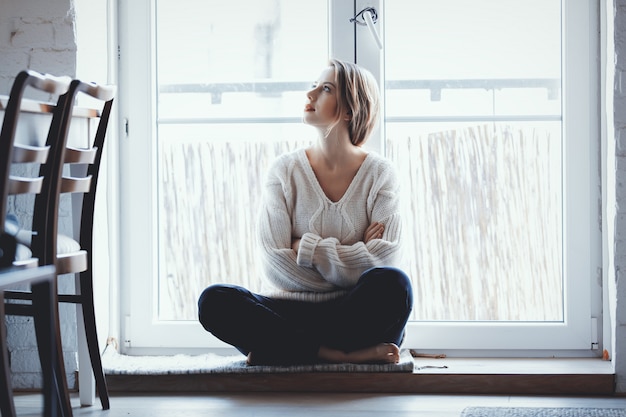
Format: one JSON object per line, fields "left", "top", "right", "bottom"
{"left": 461, "top": 407, "right": 626, "bottom": 417}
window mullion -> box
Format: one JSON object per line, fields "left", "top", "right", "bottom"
{"left": 329, "top": 0, "right": 356, "bottom": 61}
{"left": 354, "top": 0, "right": 384, "bottom": 154}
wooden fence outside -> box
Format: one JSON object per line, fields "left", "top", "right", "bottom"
{"left": 157, "top": 124, "right": 562, "bottom": 322}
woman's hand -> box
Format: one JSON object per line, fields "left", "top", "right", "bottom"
{"left": 364, "top": 221, "right": 384, "bottom": 243}
{"left": 291, "top": 238, "right": 301, "bottom": 253}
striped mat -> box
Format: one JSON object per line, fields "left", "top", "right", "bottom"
{"left": 102, "top": 347, "right": 415, "bottom": 375}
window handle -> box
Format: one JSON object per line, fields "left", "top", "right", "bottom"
{"left": 350, "top": 7, "right": 383, "bottom": 50}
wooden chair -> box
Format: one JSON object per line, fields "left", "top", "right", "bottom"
{"left": 54, "top": 79, "right": 115, "bottom": 409}
{"left": 0, "top": 265, "right": 59, "bottom": 417}
{"left": 3, "top": 78, "right": 116, "bottom": 410}
{"left": 0, "top": 69, "right": 73, "bottom": 417}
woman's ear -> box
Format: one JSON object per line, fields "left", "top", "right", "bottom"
{"left": 344, "top": 112, "right": 352, "bottom": 121}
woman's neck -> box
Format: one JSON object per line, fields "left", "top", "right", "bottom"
{"left": 312, "top": 126, "right": 359, "bottom": 167}
{"left": 308, "top": 133, "right": 366, "bottom": 174}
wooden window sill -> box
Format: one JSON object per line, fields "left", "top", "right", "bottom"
{"left": 104, "top": 357, "right": 615, "bottom": 396}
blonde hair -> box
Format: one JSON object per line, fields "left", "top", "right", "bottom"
{"left": 328, "top": 58, "right": 380, "bottom": 146}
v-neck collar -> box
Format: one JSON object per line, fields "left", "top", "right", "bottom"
{"left": 297, "top": 148, "right": 371, "bottom": 205}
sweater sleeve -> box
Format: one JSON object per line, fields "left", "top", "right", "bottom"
{"left": 257, "top": 157, "right": 339, "bottom": 293}
{"left": 296, "top": 160, "right": 403, "bottom": 288}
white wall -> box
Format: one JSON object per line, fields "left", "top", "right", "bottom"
{"left": 612, "top": 0, "right": 626, "bottom": 393}
{"left": 0, "top": 0, "right": 77, "bottom": 93}
{"left": 0, "top": 0, "right": 79, "bottom": 390}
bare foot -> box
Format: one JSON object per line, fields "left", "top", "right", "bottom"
{"left": 318, "top": 343, "right": 400, "bottom": 364}
{"left": 246, "top": 351, "right": 293, "bottom": 366}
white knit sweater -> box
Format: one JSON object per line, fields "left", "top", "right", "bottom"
{"left": 257, "top": 148, "right": 403, "bottom": 301}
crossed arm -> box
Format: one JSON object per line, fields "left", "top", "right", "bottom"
{"left": 291, "top": 221, "right": 385, "bottom": 253}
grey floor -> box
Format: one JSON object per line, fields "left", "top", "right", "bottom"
{"left": 12, "top": 392, "right": 626, "bottom": 417}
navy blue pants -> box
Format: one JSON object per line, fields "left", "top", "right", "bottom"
{"left": 197, "top": 266, "right": 413, "bottom": 365}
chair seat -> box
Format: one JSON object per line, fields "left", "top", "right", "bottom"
{"left": 13, "top": 232, "right": 84, "bottom": 273}
{"left": 56, "top": 250, "right": 87, "bottom": 275}
{"left": 12, "top": 257, "right": 39, "bottom": 269}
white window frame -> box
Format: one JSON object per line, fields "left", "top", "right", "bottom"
{"left": 117, "top": 0, "right": 600, "bottom": 355}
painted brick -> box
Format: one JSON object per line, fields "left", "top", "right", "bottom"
{"left": 10, "top": 349, "right": 42, "bottom": 373}
{"left": 29, "top": 49, "right": 76, "bottom": 79}
{"left": 5, "top": 314, "right": 77, "bottom": 351}
{"left": 617, "top": 185, "right": 626, "bottom": 201}
{"left": 616, "top": 241, "right": 626, "bottom": 271}
{"left": 616, "top": 324, "right": 626, "bottom": 392}
{"left": 11, "top": 370, "right": 76, "bottom": 391}
{"left": 617, "top": 33, "right": 626, "bottom": 70}
{"left": 0, "top": 1, "right": 73, "bottom": 20}
{"left": 615, "top": 97, "right": 626, "bottom": 127}
{"left": 6, "top": 321, "right": 37, "bottom": 348}
{"left": 0, "top": 18, "right": 14, "bottom": 47}
{"left": 616, "top": 210, "right": 626, "bottom": 240}
{"left": 60, "top": 321, "right": 78, "bottom": 350}
{"left": 617, "top": 156, "right": 626, "bottom": 175}
{"left": 10, "top": 19, "right": 55, "bottom": 48}
{"left": 617, "top": 128, "right": 626, "bottom": 156}
{"left": 53, "top": 18, "right": 76, "bottom": 49}
{"left": 11, "top": 372, "right": 43, "bottom": 390}
{"left": 0, "top": 75, "right": 12, "bottom": 94}
{"left": 10, "top": 348, "right": 77, "bottom": 374}
{"left": 617, "top": 270, "right": 626, "bottom": 324}
{"left": 0, "top": 49, "right": 31, "bottom": 77}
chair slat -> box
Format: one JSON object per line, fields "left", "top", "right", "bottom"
{"left": 12, "top": 144, "right": 50, "bottom": 163}
{"left": 60, "top": 176, "right": 92, "bottom": 194}
{"left": 64, "top": 146, "right": 97, "bottom": 164}
{"left": 8, "top": 176, "right": 43, "bottom": 195}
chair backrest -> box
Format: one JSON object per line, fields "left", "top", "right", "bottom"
{"left": 0, "top": 70, "right": 71, "bottom": 267}
{"left": 40, "top": 79, "right": 116, "bottom": 274}
{"left": 48, "top": 80, "right": 116, "bottom": 274}
{"left": 72, "top": 82, "right": 116, "bottom": 258}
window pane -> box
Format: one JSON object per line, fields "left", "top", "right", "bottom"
{"left": 384, "top": 0, "right": 562, "bottom": 321}
{"left": 155, "top": 0, "right": 327, "bottom": 320}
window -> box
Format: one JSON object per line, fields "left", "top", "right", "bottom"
{"left": 118, "top": 0, "right": 600, "bottom": 354}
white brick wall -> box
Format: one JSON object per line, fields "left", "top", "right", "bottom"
{"left": 614, "top": 0, "right": 626, "bottom": 392}
{"left": 0, "top": 0, "right": 77, "bottom": 94}
{"left": 0, "top": 0, "right": 78, "bottom": 390}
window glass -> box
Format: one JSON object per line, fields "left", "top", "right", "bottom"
{"left": 121, "top": 0, "right": 596, "bottom": 351}
{"left": 384, "top": 0, "right": 562, "bottom": 321}
{"left": 155, "top": 0, "right": 328, "bottom": 320}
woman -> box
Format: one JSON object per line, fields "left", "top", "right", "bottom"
{"left": 198, "top": 58, "right": 413, "bottom": 365}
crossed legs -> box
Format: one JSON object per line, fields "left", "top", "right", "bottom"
{"left": 197, "top": 267, "right": 413, "bottom": 365}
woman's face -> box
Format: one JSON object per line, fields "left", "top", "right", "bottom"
{"left": 303, "top": 67, "right": 342, "bottom": 129}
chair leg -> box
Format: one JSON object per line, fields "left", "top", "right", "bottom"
{"left": 0, "top": 297, "right": 17, "bottom": 417}
{"left": 79, "top": 272, "right": 109, "bottom": 410}
{"left": 32, "top": 282, "right": 73, "bottom": 417}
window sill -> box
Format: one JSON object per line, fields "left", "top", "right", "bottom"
{"left": 104, "top": 357, "right": 615, "bottom": 396}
